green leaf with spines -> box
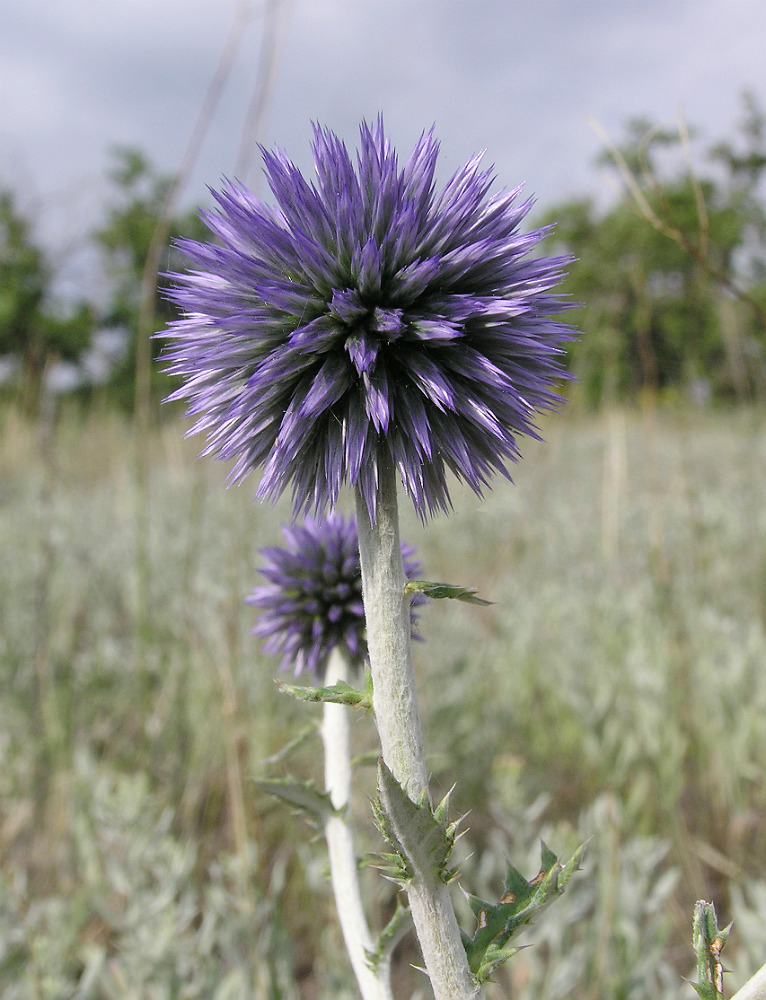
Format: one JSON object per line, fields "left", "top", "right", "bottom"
{"left": 461, "top": 841, "right": 586, "bottom": 983}
{"left": 433, "top": 783, "right": 456, "bottom": 825}
{"left": 275, "top": 671, "right": 373, "bottom": 710}
{"left": 374, "top": 761, "right": 459, "bottom": 887}
{"left": 403, "top": 580, "right": 493, "bottom": 605}
{"left": 371, "top": 793, "right": 413, "bottom": 887}
{"left": 253, "top": 777, "right": 335, "bottom": 822}
{"left": 691, "top": 900, "right": 732, "bottom": 999}
{"left": 692, "top": 985, "right": 721, "bottom": 1000}
{"left": 366, "top": 902, "right": 413, "bottom": 973}
{"left": 370, "top": 851, "right": 411, "bottom": 886}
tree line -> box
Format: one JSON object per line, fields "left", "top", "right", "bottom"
{"left": 1, "top": 94, "right": 764, "bottom": 416}
{"left": 542, "top": 92, "right": 766, "bottom": 406}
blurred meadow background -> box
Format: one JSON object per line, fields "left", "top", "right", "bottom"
{"left": 1, "top": 2, "right": 765, "bottom": 997}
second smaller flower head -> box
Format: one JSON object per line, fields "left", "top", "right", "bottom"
{"left": 248, "top": 513, "right": 422, "bottom": 680}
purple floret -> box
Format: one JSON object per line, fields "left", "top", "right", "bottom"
{"left": 247, "top": 513, "right": 422, "bottom": 679}
{"left": 161, "top": 118, "right": 577, "bottom": 521}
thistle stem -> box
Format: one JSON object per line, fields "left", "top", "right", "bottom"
{"left": 355, "top": 455, "right": 481, "bottom": 1000}
{"left": 322, "top": 649, "right": 392, "bottom": 1000}
{"left": 731, "top": 962, "right": 766, "bottom": 1000}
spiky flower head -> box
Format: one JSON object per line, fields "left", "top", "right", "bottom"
{"left": 248, "top": 513, "right": 422, "bottom": 679}
{"left": 161, "top": 118, "right": 576, "bottom": 521}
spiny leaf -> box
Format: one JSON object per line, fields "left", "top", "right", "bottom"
{"left": 404, "top": 580, "right": 493, "bottom": 605}
{"left": 369, "top": 852, "right": 411, "bottom": 886}
{"left": 692, "top": 900, "right": 732, "bottom": 999}
{"left": 253, "top": 777, "right": 335, "bottom": 822}
{"left": 370, "top": 793, "right": 412, "bottom": 885}
{"left": 433, "top": 783, "right": 456, "bottom": 826}
{"left": 366, "top": 902, "right": 413, "bottom": 972}
{"left": 475, "top": 942, "right": 521, "bottom": 982}
{"left": 462, "top": 841, "right": 586, "bottom": 983}
{"left": 376, "top": 760, "right": 456, "bottom": 884}
{"left": 275, "top": 672, "right": 373, "bottom": 710}
{"left": 692, "top": 985, "right": 720, "bottom": 1000}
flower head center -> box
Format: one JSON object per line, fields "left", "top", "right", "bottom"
{"left": 330, "top": 289, "right": 405, "bottom": 376}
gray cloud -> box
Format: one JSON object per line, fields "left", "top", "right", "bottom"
{"left": 1, "top": 0, "right": 763, "bottom": 277}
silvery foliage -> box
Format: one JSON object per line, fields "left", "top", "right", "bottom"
{"left": 0, "top": 754, "right": 298, "bottom": 1000}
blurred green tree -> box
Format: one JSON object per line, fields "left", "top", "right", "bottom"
{"left": 0, "top": 190, "right": 94, "bottom": 414}
{"left": 95, "top": 147, "right": 208, "bottom": 409}
{"left": 544, "top": 93, "right": 766, "bottom": 406}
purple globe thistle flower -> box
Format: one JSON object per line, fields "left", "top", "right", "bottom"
{"left": 248, "top": 513, "right": 422, "bottom": 679}
{"left": 161, "top": 118, "right": 576, "bottom": 521}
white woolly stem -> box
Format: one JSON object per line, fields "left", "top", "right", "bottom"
{"left": 731, "top": 962, "right": 766, "bottom": 1000}
{"left": 322, "top": 649, "right": 393, "bottom": 1000}
{"left": 355, "top": 455, "right": 482, "bottom": 1000}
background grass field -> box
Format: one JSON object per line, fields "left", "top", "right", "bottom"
{"left": 1, "top": 403, "right": 764, "bottom": 999}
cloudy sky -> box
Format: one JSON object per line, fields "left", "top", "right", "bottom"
{"left": 1, "top": 0, "right": 764, "bottom": 294}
